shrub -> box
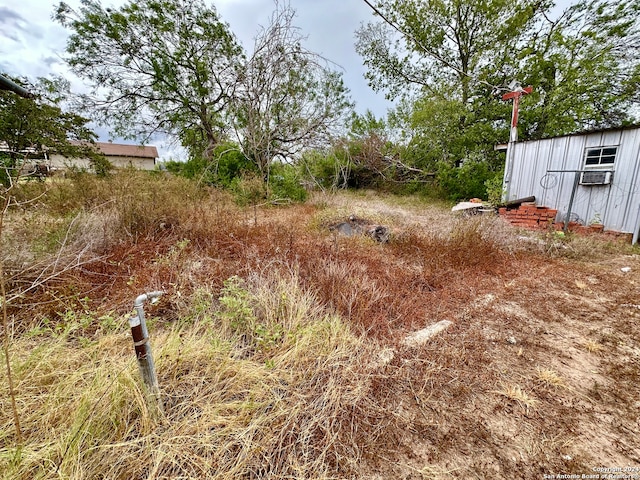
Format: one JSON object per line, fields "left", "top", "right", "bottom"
{"left": 300, "top": 136, "right": 392, "bottom": 191}
{"left": 269, "top": 162, "right": 307, "bottom": 202}
{"left": 91, "top": 155, "right": 114, "bottom": 177}
{"left": 300, "top": 149, "right": 351, "bottom": 191}
{"left": 435, "top": 153, "right": 495, "bottom": 200}
{"left": 165, "top": 142, "right": 255, "bottom": 187}
{"left": 231, "top": 172, "right": 266, "bottom": 208}
{"left": 216, "top": 276, "right": 258, "bottom": 337}
{"left": 214, "top": 145, "right": 256, "bottom": 188}
{"left": 485, "top": 169, "right": 505, "bottom": 206}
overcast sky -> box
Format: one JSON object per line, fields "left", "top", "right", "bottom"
{"left": 1, "top": 0, "right": 577, "bottom": 160}
{"left": 0, "top": 0, "right": 394, "bottom": 159}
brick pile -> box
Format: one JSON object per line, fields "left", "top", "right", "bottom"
{"left": 498, "top": 203, "right": 633, "bottom": 241}
{"left": 553, "top": 222, "right": 632, "bottom": 241}
{"left": 498, "top": 204, "right": 558, "bottom": 230}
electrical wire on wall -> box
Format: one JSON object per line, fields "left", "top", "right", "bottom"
{"left": 539, "top": 173, "right": 559, "bottom": 190}
{"left": 538, "top": 172, "right": 640, "bottom": 227}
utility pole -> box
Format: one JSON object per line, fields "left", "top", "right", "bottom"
{"left": 502, "top": 82, "right": 533, "bottom": 201}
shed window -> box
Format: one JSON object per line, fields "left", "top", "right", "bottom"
{"left": 584, "top": 146, "right": 618, "bottom": 166}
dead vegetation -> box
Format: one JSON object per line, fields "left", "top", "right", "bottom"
{"left": 1, "top": 171, "right": 639, "bottom": 478}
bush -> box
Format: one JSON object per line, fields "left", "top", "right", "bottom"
{"left": 229, "top": 164, "right": 307, "bottom": 205}
{"left": 300, "top": 149, "right": 351, "bottom": 191}
{"left": 435, "top": 153, "right": 495, "bottom": 200}
{"left": 269, "top": 163, "right": 307, "bottom": 202}
{"left": 484, "top": 169, "right": 505, "bottom": 206}
{"left": 91, "top": 155, "right": 114, "bottom": 177}
{"left": 215, "top": 146, "right": 256, "bottom": 188}
{"left": 166, "top": 142, "right": 255, "bottom": 187}
{"left": 231, "top": 172, "right": 266, "bottom": 208}
{"left": 300, "top": 136, "right": 393, "bottom": 192}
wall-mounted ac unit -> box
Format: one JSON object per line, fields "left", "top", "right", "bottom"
{"left": 580, "top": 171, "right": 612, "bottom": 185}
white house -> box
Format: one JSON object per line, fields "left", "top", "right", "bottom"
{"left": 503, "top": 125, "right": 640, "bottom": 242}
{"left": 48, "top": 141, "right": 159, "bottom": 170}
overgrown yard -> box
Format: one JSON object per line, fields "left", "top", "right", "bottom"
{"left": 1, "top": 172, "right": 639, "bottom": 479}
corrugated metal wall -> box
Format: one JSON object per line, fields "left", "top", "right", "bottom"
{"left": 506, "top": 127, "right": 640, "bottom": 234}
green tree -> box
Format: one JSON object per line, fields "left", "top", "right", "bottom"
{"left": 357, "top": 0, "right": 639, "bottom": 199}
{"left": 356, "top": 0, "right": 545, "bottom": 104}
{"left": 517, "top": 0, "right": 640, "bottom": 138}
{"left": 358, "top": 0, "right": 639, "bottom": 142}
{"left": 231, "top": 2, "right": 353, "bottom": 186}
{"left": 348, "top": 109, "right": 387, "bottom": 139}
{"left": 0, "top": 75, "right": 105, "bottom": 185}
{"left": 356, "top": 0, "right": 545, "bottom": 186}
{"left": 54, "top": 0, "right": 244, "bottom": 159}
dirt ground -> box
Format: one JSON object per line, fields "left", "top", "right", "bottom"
{"left": 4, "top": 189, "right": 640, "bottom": 479}
{"left": 311, "top": 192, "right": 640, "bottom": 479}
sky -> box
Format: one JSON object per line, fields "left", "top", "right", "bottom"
{"left": 0, "top": 0, "right": 578, "bottom": 161}
{"left": 0, "top": 0, "right": 393, "bottom": 160}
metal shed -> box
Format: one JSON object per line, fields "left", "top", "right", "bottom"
{"left": 503, "top": 125, "right": 640, "bottom": 241}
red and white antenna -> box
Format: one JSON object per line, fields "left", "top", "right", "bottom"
{"left": 502, "top": 81, "right": 533, "bottom": 200}
{"left": 502, "top": 81, "right": 533, "bottom": 143}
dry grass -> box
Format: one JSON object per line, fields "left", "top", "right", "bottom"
{"left": 492, "top": 384, "right": 539, "bottom": 412}
{"left": 535, "top": 368, "right": 566, "bottom": 389}
{"left": 584, "top": 339, "right": 604, "bottom": 354}
{"left": 1, "top": 173, "right": 639, "bottom": 478}
{"left": 0, "top": 271, "right": 386, "bottom": 479}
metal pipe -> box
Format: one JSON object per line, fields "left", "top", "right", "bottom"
{"left": 563, "top": 172, "right": 581, "bottom": 234}
{"left": 632, "top": 203, "right": 640, "bottom": 245}
{"left": 504, "top": 195, "right": 536, "bottom": 208}
{"left": 128, "top": 291, "right": 163, "bottom": 402}
{"left": 133, "top": 291, "right": 163, "bottom": 338}
{"left": 501, "top": 84, "right": 532, "bottom": 201}
{"left": 503, "top": 139, "right": 515, "bottom": 202}
{"left": 0, "top": 74, "right": 33, "bottom": 98}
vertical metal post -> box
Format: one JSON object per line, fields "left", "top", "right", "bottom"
{"left": 632, "top": 203, "right": 640, "bottom": 245}
{"left": 503, "top": 100, "right": 518, "bottom": 202}
{"left": 503, "top": 140, "right": 515, "bottom": 202}
{"left": 510, "top": 94, "right": 521, "bottom": 144}
{"left": 128, "top": 314, "right": 158, "bottom": 392}
{"left": 502, "top": 84, "right": 533, "bottom": 202}
{"left": 128, "top": 291, "right": 163, "bottom": 405}
{"left": 564, "top": 172, "right": 581, "bottom": 234}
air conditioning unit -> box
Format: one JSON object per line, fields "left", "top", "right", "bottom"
{"left": 580, "top": 170, "right": 612, "bottom": 186}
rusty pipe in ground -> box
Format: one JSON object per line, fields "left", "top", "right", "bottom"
{"left": 128, "top": 291, "right": 163, "bottom": 399}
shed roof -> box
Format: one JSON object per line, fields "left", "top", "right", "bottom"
{"left": 95, "top": 142, "right": 158, "bottom": 159}
{"left": 517, "top": 124, "right": 640, "bottom": 144}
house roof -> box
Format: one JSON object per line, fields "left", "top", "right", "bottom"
{"left": 95, "top": 142, "right": 158, "bottom": 159}
{"left": 0, "top": 140, "right": 159, "bottom": 162}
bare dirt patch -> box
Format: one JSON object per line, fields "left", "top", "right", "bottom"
{"left": 2, "top": 187, "right": 639, "bottom": 479}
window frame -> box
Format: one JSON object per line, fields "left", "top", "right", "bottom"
{"left": 583, "top": 145, "right": 618, "bottom": 168}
